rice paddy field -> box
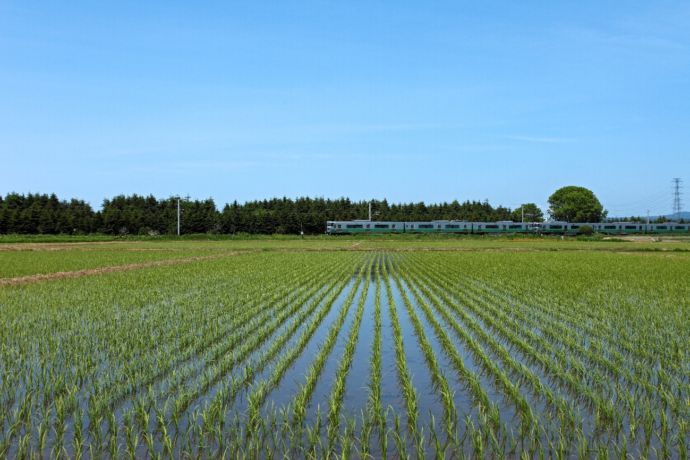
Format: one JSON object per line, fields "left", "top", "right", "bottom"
{"left": 1, "top": 237, "right": 689, "bottom": 458}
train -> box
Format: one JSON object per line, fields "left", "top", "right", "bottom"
{"left": 326, "top": 220, "right": 690, "bottom": 235}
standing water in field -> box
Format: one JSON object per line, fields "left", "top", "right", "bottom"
{"left": 1, "top": 248, "right": 689, "bottom": 458}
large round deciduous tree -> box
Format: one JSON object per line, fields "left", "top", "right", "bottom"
{"left": 548, "top": 186, "right": 606, "bottom": 222}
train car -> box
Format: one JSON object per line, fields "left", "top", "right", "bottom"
{"left": 403, "top": 221, "right": 441, "bottom": 233}
{"left": 440, "top": 221, "right": 473, "bottom": 233}
{"left": 472, "top": 222, "right": 503, "bottom": 233}
{"left": 405, "top": 220, "right": 476, "bottom": 233}
{"left": 496, "top": 221, "right": 535, "bottom": 233}
{"left": 326, "top": 220, "right": 403, "bottom": 234}
{"left": 648, "top": 223, "right": 690, "bottom": 234}
{"left": 593, "top": 222, "right": 646, "bottom": 235}
{"left": 540, "top": 222, "right": 569, "bottom": 234}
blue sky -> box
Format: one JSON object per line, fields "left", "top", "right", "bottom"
{"left": 1, "top": 2, "right": 689, "bottom": 216}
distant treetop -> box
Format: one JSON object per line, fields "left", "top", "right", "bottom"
{"left": 548, "top": 186, "right": 606, "bottom": 223}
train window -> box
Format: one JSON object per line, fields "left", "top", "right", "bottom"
{"left": 419, "top": 224, "right": 433, "bottom": 229}
{"left": 374, "top": 224, "right": 389, "bottom": 229}
{"left": 657, "top": 226, "right": 667, "bottom": 230}
{"left": 625, "top": 226, "right": 637, "bottom": 230}
{"left": 392, "top": 224, "right": 396, "bottom": 228}
{"left": 604, "top": 225, "right": 616, "bottom": 229}
{"left": 337, "top": 225, "right": 341, "bottom": 229}
{"left": 346, "top": 224, "right": 363, "bottom": 229}
{"left": 446, "top": 224, "right": 459, "bottom": 229}
{"left": 571, "top": 225, "right": 580, "bottom": 229}
{"left": 550, "top": 225, "right": 562, "bottom": 229}
{"left": 509, "top": 225, "right": 522, "bottom": 229}
{"left": 486, "top": 225, "right": 498, "bottom": 229}
{"left": 676, "top": 226, "right": 685, "bottom": 230}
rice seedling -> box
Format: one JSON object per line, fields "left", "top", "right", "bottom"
{"left": 0, "top": 242, "right": 687, "bottom": 457}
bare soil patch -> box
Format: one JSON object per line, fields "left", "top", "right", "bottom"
{"left": 0, "top": 253, "right": 243, "bottom": 287}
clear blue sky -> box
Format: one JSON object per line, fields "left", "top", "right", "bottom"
{"left": 1, "top": 2, "right": 689, "bottom": 216}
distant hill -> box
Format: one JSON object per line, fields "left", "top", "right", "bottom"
{"left": 656, "top": 212, "right": 690, "bottom": 221}
{"left": 609, "top": 212, "right": 690, "bottom": 221}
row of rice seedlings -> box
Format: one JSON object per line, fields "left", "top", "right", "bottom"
{"left": 421, "top": 258, "right": 608, "bottom": 406}
{"left": 446, "top": 272, "right": 633, "bottom": 429}
{"left": 96, "top": 261, "right": 312, "bottom": 406}
{"left": 463, "top": 272, "right": 688, "bottom": 416}
{"left": 379, "top": 259, "right": 423, "bottom": 459}
{"left": 413, "top": 256, "right": 636, "bottom": 453}
{"left": 456, "top": 254, "right": 690, "bottom": 455}
{"left": 218, "top": 269, "right": 356, "bottom": 410}
{"left": 31, "top": 257, "right": 270, "bottom": 435}
{"left": 291, "top": 256, "right": 373, "bottom": 428}
{"left": 93, "top": 254, "right": 332, "bottom": 413}
{"left": 407, "top": 261, "right": 582, "bottom": 435}
{"left": 18, "top": 258, "right": 314, "bottom": 452}
{"left": 150, "top": 262, "right": 355, "bottom": 452}
{"left": 1, "top": 253, "right": 354, "bottom": 457}
{"left": 463, "top": 275, "right": 639, "bottom": 367}
{"left": 324, "top": 255, "right": 376, "bottom": 453}
{"left": 170, "top": 272, "right": 346, "bottom": 420}
{"left": 117, "top": 402, "right": 387, "bottom": 459}
{"left": 402, "top": 257, "right": 589, "bottom": 454}
{"left": 451, "top": 266, "right": 688, "bottom": 452}
{"left": 396, "top": 265, "right": 520, "bottom": 428}
{"left": 97, "top": 255, "right": 360, "bottom": 458}
{"left": 387, "top": 261, "right": 460, "bottom": 455}
{"left": 245, "top": 258, "right": 367, "bottom": 425}
{"left": 81, "top": 258, "right": 343, "bottom": 453}
{"left": 153, "top": 256, "right": 355, "bottom": 417}
{"left": 366, "top": 255, "right": 387, "bottom": 457}
{"left": 70, "top": 255, "right": 274, "bottom": 402}
{"left": 459, "top": 274, "right": 660, "bottom": 402}
{"left": 461, "top": 254, "right": 687, "bottom": 384}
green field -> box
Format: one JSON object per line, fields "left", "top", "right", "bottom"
{"left": 1, "top": 237, "right": 689, "bottom": 458}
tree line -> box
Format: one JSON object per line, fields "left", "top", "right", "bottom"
{"left": 0, "top": 193, "right": 544, "bottom": 235}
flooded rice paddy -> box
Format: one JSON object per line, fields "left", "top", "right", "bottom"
{"left": 1, "top": 246, "right": 689, "bottom": 458}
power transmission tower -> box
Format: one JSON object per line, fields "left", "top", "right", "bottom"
{"left": 672, "top": 178, "right": 683, "bottom": 219}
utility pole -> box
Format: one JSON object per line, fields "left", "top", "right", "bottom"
{"left": 672, "top": 178, "right": 683, "bottom": 219}
{"left": 646, "top": 209, "right": 650, "bottom": 225}
{"left": 369, "top": 201, "right": 372, "bottom": 221}
{"left": 177, "top": 198, "right": 181, "bottom": 236}
{"left": 521, "top": 207, "right": 524, "bottom": 223}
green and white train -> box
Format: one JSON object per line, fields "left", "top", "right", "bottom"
{"left": 326, "top": 220, "right": 690, "bottom": 235}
